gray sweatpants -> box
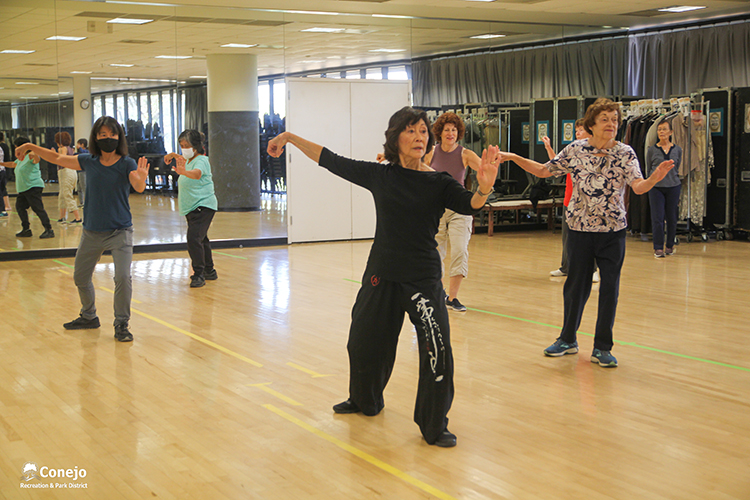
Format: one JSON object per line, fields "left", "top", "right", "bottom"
{"left": 74, "top": 227, "right": 134, "bottom": 327}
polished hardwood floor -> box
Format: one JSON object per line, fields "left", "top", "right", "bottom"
{"left": 1, "top": 226, "right": 748, "bottom": 499}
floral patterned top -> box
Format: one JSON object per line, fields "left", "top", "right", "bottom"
{"left": 544, "top": 139, "right": 643, "bottom": 232}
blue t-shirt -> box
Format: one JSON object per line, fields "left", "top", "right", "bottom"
{"left": 177, "top": 155, "right": 218, "bottom": 216}
{"left": 77, "top": 154, "right": 137, "bottom": 231}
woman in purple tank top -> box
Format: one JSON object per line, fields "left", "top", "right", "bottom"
{"left": 423, "top": 112, "right": 485, "bottom": 312}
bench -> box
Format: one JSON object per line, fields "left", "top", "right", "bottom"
{"left": 477, "top": 198, "right": 563, "bottom": 236}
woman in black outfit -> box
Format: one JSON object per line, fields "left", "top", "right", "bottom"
{"left": 267, "top": 107, "right": 500, "bottom": 448}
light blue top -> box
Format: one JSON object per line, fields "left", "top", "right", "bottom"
{"left": 15, "top": 155, "right": 45, "bottom": 193}
{"left": 177, "top": 155, "right": 218, "bottom": 216}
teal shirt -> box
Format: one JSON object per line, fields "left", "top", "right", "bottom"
{"left": 15, "top": 156, "right": 45, "bottom": 193}
{"left": 177, "top": 155, "right": 218, "bottom": 216}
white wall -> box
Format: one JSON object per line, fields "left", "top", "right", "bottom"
{"left": 286, "top": 79, "right": 412, "bottom": 243}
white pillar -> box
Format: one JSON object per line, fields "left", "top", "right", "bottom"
{"left": 73, "top": 75, "right": 93, "bottom": 143}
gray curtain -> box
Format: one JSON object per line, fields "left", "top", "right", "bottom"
{"left": 628, "top": 21, "right": 750, "bottom": 99}
{"left": 16, "top": 99, "right": 74, "bottom": 129}
{"left": 0, "top": 105, "right": 11, "bottom": 130}
{"left": 184, "top": 85, "right": 207, "bottom": 132}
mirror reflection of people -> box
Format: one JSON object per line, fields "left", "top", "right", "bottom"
{"left": 267, "top": 106, "right": 500, "bottom": 447}
{"left": 646, "top": 120, "right": 682, "bottom": 257}
{"left": 75, "top": 138, "right": 89, "bottom": 207}
{"left": 1, "top": 137, "right": 54, "bottom": 239}
{"left": 53, "top": 132, "right": 81, "bottom": 224}
{"left": 0, "top": 132, "right": 11, "bottom": 215}
{"left": 164, "top": 130, "right": 218, "bottom": 288}
{"left": 16, "top": 116, "right": 150, "bottom": 342}
{"left": 422, "top": 112, "right": 483, "bottom": 312}
{"left": 499, "top": 99, "right": 674, "bottom": 368}
{"left": 543, "top": 119, "right": 599, "bottom": 282}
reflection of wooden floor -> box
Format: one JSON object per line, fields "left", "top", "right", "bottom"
{"left": 1, "top": 231, "right": 748, "bottom": 499}
{"left": 0, "top": 188, "right": 286, "bottom": 253}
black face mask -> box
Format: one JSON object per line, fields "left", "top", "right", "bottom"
{"left": 97, "top": 137, "right": 119, "bottom": 153}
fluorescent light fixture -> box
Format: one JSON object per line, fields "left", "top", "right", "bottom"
{"left": 106, "top": 0, "right": 176, "bottom": 5}
{"left": 470, "top": 34, "right": 506, "bottom": 39}
{"left": 602, "top": 25, "right": 613, "bottom": 29}
{"left": 657, "top": 5, "right": 706, "bottom": 12}
{"left": 155, "top": 55, "right": 192, "bottom": 59}
{"left": 20, "top": 97, "right": 39, "bottom": 99}
{"left": 464, "top": 0, "right": 495, "bottom": 2}
{"left": 372, "top": 14, "right": 414, "bottom": 19}
{"left": 286, "top": 10, "right": 340, "bottom": 15}
{"left": 368, "top": 48, "right": 406, "bottom": 53}
{"left": 46, "top": 36, "right": 87, "bottom": 41}
{"left": 220, "top": 43, "right": 258, "bottom": 48}
{"left": 1, "top": 49, "right": 35, "bottom": 54}
{"left": 107, "top": 18, "right": 154, "bottom": 25}
{"left": 92, "top": 77, "right": 186, "bottom": 84}
{"left": 110, "top": 63, "right": 134, "bottom": 67}
{"left": 301, "top": 27, "right": 345, "bottom": 33}
{"left": 300, "top": 60, "right": 325, "bottom": 64}
{"left": 16, "top": 82, "right": 39, "bottom": 85}
{"left": 71, "top": 71, "right": 92, "bottom": 74}
{"left": 188, "top": 76, "right": 207, "bottom": 79}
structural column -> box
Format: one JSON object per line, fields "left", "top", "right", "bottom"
{"left": 73, "top": 75, "right": 93, "bottom": 143}
{"left": 207, "top": 53, "right": 260, "bottom": 210}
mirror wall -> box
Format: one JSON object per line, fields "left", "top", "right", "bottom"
{"left": 0, "top": 0, "right": 584, "bottom": 255}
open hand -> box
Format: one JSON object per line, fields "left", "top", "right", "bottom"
{"left": 134, "top": 156, "right": 150, "bottom": 182}
{"left": 652, "top": 159, "right": 675, "bottom": 183}
{"left": 476, "top": 145, "right": 500, "bottom": 192}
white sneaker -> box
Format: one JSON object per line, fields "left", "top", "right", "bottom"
{"left": 550, "top": 269, "right": 566, "bottom": 277}
{"left": 592, "top": 271, "right": 600, "bottom": 283}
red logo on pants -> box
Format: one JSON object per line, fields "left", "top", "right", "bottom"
{"left": 370, "top": 275, "right": 380, "bottom": 286}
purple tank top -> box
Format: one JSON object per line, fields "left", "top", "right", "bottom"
{"left": 431, "top": 144, "right": 466, "bottom": 186}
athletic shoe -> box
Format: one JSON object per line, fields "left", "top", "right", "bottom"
{"left": 591, "top": 348, "right": 618, "bottom": 367}
{"left": 544, "top": 339, "right": 579, "bottom": 357}
{"left": 190, "top": 274, "right": 206, "bottom": 288}
{"left": 550, "top": 269, "right": 566, "bottom": 277}
{"left": 654, "top": 249, "right": 665, "bottom": 258}
{"left": 56, "top": 218, "right": 67, "bottom": 223}
{"left": 592, "top": 270, "right": 600, "bottom": 283}
{"left": 435, "top": 429, "right": 457, "bottom": 448}
{"left": 204, "top": 268, "right": 218, "bottom": 280}
{"left": 665, "top": 247, "right": 675, "bottom": 256}
{"left": 63, "top": 315, "right": 101, "bottom": 330}
{"left": 114, "top": 323, "right": 133, "bottom": 342}
{"left": 16, "top": 229, "right": 32, "bottom": 237}
{"left": 446, "top": 298, "right": 467, "bottom": 312}
{"left": 0, "top": 212, "right": 8, "bottom": 217}
{"left": 69, "top": 219, "right": 82, "bottom": 224}
{"left": 333, "top": 399, "right": 361, "bottom": 414}
{"left": 40, "top": 229, "right": 55, "bottom": 239}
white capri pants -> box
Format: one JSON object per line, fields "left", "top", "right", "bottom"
{"left": 436, "top": 208, "right": 473, "bottom": 279}
{"left": 57, "top": 168, "right": 78, "bottom": 212}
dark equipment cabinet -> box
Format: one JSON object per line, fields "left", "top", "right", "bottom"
{"left": 732, "top": 87, "right": 750, "bottom": 233}
{"left": 701, "top": 88, "right": 732, "bottom": 229}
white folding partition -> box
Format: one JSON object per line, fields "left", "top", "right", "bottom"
{"left": 286, "top": 78, "right": 412, "bottom": 243}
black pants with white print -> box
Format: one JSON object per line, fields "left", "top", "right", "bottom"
{"left": 346, "top": 268, "right": 454, "bottom": 444}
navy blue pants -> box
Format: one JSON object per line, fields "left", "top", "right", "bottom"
{"left": 648, "top": 185, "right": 681, "bottom": 251}
{"left": 346, "top": 270, "right": 453, "bottom": 444}
{"left": 559, "top": 229, "right": 626, "bottom": 351}
{"left": 185, "top": 206, "right": 215, "bottom": 276}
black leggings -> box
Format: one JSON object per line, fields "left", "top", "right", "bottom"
{"left": 16, "top": 187, "right": 51, "bottom": 230}
{"left": 185, "top": 206, "right": 215, "bottom": 275}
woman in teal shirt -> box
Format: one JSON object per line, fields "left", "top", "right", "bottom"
{"left": 164, "top": 130, "right": 218, "bottom": 288}
{"left": 1, "top": 137, "right": 54, "bottom": 239}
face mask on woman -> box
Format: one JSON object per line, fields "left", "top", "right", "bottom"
{"left": 97, "top": 138, "right": 118, "bottom": 153}
{"left": 181, "top": 147, "right": 195, "bottom": 160}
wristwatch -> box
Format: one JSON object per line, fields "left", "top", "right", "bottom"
{"left": 477, "top": 186, "right": 494, "bottom": 197}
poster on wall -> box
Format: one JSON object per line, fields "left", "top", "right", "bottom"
{"left": 745, "top": 104, "right": 750, "bottom": 133}
{"left": 536, "top": 121, "right": 549, "bottom": 145}
{"left": 522, "top": 122, "right": 530, "bottom": 143}
{"left": 709, "top": 108, "right": 723, "bottom": 136}
{"left": 562, "top": 120, "right": 575, "bottom": 144}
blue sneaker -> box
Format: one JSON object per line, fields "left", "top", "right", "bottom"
{"left": 544, "top": 339, "right": 579, "bottom": 357}
{"left": 591, "top": 349, "right": 618, "bottom": 367}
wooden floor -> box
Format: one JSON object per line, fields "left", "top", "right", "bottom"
{"left": 0, "top": 187, "right": 286, "bottom": 253}
{"left": 1, "top": 230, "right": 749, "bottom": 499}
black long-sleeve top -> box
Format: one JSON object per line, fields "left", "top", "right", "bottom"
{"left": 319, "top": 148, "right": 479, "bottom": 282}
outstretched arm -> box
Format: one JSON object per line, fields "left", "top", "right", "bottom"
{"left": 165, "top": 153, "right": 202, "bottom": 179}
{"left": 631, "top": 160, "right": 674, "bottom": 195}
{"left": 497, "top": 151, "right": 553, "bottom": 178}
{"left": 267, "top": 132, "right": 323, "bottom": 163}
{"left": 15, "top": 143, "right": 80, "bottom": 170}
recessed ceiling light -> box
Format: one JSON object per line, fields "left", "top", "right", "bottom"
{"left": 286, "top": 10, "right": 340, "bottom": 16}
{"left": 372, "top": 14, "right": 414, "bottom": 19}
{"left": 110, "top": 63, "right": 134, "bottom": 67}
{"left": 20, "top": 97, "right": 39, "bottom": 99}
{"left": 16, "top": 82, "right": 39, "bottom": 85}
{"left": 71, "top": 71, "right": 93, "bottom": 74}
{"left": 368, "top": 48, "right": 406, "bottom": 53}
{"left": 220, "top": 43, "right": 258, "bottom": 48}
{"left": 189, "top": 76, "right": 207, "bottom": 79}
{"left": 1, "top": 49, "right": 35, "bottom": 54}
{"left": 155, "top": 55, "right": 192, "bottom": 59}
{"left": 301, "top": 27, "right": 345, "bottom": 33}
{"left": 46, "top": 36, "right": 87, "bottom": 41}
{"left": 105, "top": 0, "right": 176, "bottom": 6}
{"left": 300, "top": 60, "right": 325, "bottom": 64}
{"left": 602, "top": 25, "right": 613, "bottom": 29}
{"left": 107, "top": 18, "right": 154, "bottom": 25}
{"left": 463, "top": 0, "right": 496, "bottom": 2}
{"left": 470, "top": 34, "right": 506, "bottom": 39}
{"left": 657, "top": 5, "right": 706, "bottom": 12}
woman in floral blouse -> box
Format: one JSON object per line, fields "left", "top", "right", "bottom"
{"left": 499, "top": 98, "right": 674, "bottom": 367}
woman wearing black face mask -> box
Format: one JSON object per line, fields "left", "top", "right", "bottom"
{"left": 16, "top": 116, "right": 150, "bottom": 343}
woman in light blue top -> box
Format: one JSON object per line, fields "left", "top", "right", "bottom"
{"left": 165, "top": 130, "right": 218, "bottom": 288}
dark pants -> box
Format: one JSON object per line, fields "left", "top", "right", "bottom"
{"left": 559, "top": 216, "right": 570, "bottom": 273}
{"left": 648, "top": 185, "right": 681, "bottom": 251}
{"left": 559, "top": 229, "right": 626, "bottom": 351}
{"left": 0, "top": 168, "right": 8, "bottom": 198}
{"left": 186, "top": 207, "right": 215, "bottom": 276}
{"left": 347, "top": 270, "right": 454, "bottom": 444}
{"left": 16, "top": 187, "right": 51, "bottom": 230}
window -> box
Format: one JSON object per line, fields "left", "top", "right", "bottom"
{"left": 140, "top": 93, "right": 150, "bottom": 124}
{"left": 93, "top": 97, "right": 103, "bottom": 121}
{"left": 273, "top": 80, "right": 286, "bottom": 119}
{"left": 388, "top": 65, "right": 409, "bottom": 80}
{"left": 258, "top": 81, "right": 270, "bottom": 119}
{"left": 116, "top": 94, "right": 126, "bottom": 124}
{"left": 345, "top": 70, "right": 361, "bottom": 80}
{"left": 104, "top": 95, "right": 115, "bottom": 117}
{"left": 365, "top": 68, "right": 383, "bottom": 80}
{"left": 163, "top": 90, "right": 175, "bottom": 153}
